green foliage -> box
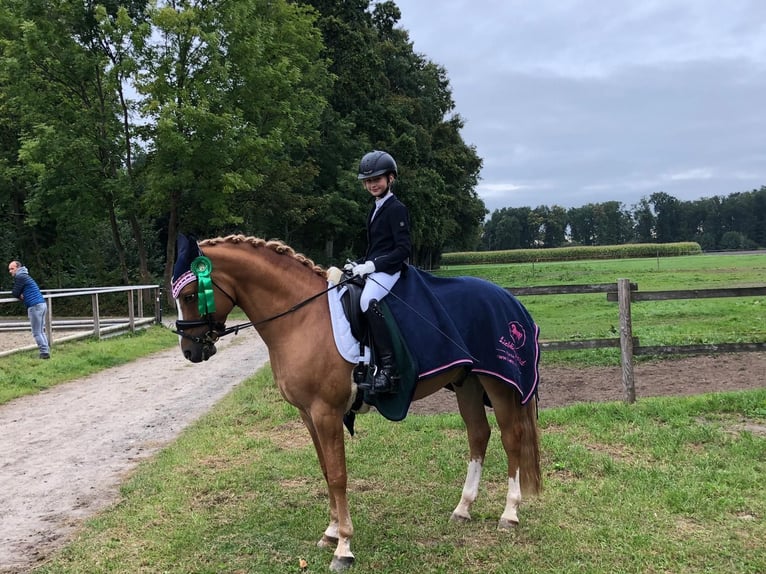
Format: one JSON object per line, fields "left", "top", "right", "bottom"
{"left": 442, "top": 241, "right": 703, "bottom": 265}
{"left": 292, "top": 0, "right": 484, "bottom": 266}
{"left": 137, "top": 0, "right": 333, "bottom": 288}
{"left": 480, "top": 187, "right": 766, "bottom": 252}
{"left": 35, "top": 366, "right": 766, "bottom": 573}
{"left": 0, "top": 0, "right": 153, "bottom": 283}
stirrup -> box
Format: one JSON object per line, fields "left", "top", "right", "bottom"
{"left": 371, "top": 368, "right": 399, "bottom": 395}
{"left": 356, "top": 363, "right": 377, "bottom": 392}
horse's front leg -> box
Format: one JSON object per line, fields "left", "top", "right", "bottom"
{"left": 301, "top": 410, "right": 355, "bottom": 571}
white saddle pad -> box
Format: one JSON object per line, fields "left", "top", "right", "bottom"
{"left": 327, "top": 282, "right": 370, "bottom": 364}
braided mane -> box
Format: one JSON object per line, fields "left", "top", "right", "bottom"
{"left": 199, "top": 234, "right": 327, "bottom": 278}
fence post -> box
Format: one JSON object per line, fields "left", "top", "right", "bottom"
{"left": 155, "top": 287, "right": 163, "bottom": 324}
{"left": 127, "top": 289, "right": 136, "bottom": 332}
{"left": 45, "top": 295, "right": 53, "bottom": 345}
{"left": 91, "top": 293, "right": 101, "bottom": 337}
{"left": 617, "top": 278, "right": 636, "bottom": 403}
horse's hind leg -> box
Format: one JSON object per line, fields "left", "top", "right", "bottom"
{"left": 451, "top": 376, "right": 491, "bottom": 523}
{"left": 480, "top": 377, "right": 541, "bottom": 529}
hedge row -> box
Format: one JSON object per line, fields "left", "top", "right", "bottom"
{"left": 440, "top": 242, "right": 703, "bottom": 266}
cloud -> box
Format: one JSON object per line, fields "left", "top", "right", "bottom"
{"left": 395, "top": 0, "right": 766, "bottom": 211}
{"left": 665, "top": 168, "right": 713, "bottom": 182}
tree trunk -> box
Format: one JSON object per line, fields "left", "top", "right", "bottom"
{"left": 107, "top": 204, "right": 130, "bottom": 284}
{"left": 163, "top": 191, "right": 181, "bottom": 305}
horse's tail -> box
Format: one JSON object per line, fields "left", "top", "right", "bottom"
{"left": 518, "top": 395, "right": 542, "bottom": 496}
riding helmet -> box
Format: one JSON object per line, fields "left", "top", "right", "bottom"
{"left": 357, "top": 150, "right": 398, "bottom": 180}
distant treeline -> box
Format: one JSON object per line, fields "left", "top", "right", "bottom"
{"left": 479, "top": 188, "right": 766, "bottom": 252}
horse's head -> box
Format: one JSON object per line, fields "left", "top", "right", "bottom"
{"left": 172, "top": 234, "right": 236, "bottom": 363}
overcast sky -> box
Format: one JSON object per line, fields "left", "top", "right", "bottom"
{"left": 392, "top": 0, "right": 766, "bottom": 213}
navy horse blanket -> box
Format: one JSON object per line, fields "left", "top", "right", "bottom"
{"left": 366, "top": 267, "right": 540, "bottom": 420}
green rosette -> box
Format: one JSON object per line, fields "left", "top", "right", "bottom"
{"left": 191, "top": 256, "right": 215, "bottom": 315}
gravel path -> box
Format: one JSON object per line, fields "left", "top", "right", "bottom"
{"left": 0, "top": 329, "right": 268, "bottom": 573}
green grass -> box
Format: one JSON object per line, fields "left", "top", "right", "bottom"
{"left": 7, "top": 257, "right": 765, "bottom": 572}
{"left": 0, "top": 325, "right": 179, "bottom": 405}
{"left": 34, "top": 367, "right": 766, "bottom": 574}
{"left": 435, "top": 254, "right": 766, "bottom": 367}
{"left": 436, "top": 253, "right": 766, "bottom": 289}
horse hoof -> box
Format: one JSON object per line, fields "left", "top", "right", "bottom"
{"left": 317, "top": 534, "right": 338, "bottom": 549}
{"left": 498, "top": 518, "right": 519, "bottom": 530}
{"left": 450, "top": 512, "right": 471, "bottom": 523}
{"left": 330, "top": 555, "right": 355, "bottom": 572}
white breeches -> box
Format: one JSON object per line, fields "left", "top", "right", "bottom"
{"left": 360, "top": 271, "right": 400, "bottom": 312}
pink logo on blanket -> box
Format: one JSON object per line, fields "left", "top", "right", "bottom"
{"left": 497, "top": 321, "right": 528, "bottom": 367}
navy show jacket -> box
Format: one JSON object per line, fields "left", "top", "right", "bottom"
{"left": 360, "top": 194, "right": 411, "bottom": 274}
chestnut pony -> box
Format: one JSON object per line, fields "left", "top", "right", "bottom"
{"left": 173, "top": 234, "right": 541, "bottom": 572}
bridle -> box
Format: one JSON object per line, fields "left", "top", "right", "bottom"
{"left": 173, "top": 255, "right": 236, "bottom": 345}
{"left": 173, "top": 255, "right": 354, "bottom": 345}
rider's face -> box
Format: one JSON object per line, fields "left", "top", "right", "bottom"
{"left": 362, "top": 174, "right": 391, "bottom": 198}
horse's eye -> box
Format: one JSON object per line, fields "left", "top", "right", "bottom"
{"left": 183, "top": 293, "right": 196, "bottom": 304}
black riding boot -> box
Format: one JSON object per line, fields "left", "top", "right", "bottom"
{"left": 363, "top": 299, "right": 399, "bottom": 395}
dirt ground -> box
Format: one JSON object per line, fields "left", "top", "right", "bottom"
{"left": 1, "top": 327, "right": 764, "bottom": 572}
{"left": 410, "top": 352, "right": 766, "bottom": 414}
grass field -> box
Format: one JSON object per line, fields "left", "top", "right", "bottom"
{"left": 436, "top": 253, "right": 766, "bottom": 367}
{"left": 34, "top": 368, "right": 766, "bottom": 574}
{"left": 6, "top": 253, "right": 765, "bottom": 572}
{"left": 435, "top": 252, "right": 766, "bottom": 289}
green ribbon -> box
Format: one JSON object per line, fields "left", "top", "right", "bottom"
{"left": 191, "top": 256, "right": 215, "bottom": 316}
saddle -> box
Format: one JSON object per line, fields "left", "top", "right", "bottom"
{"left": 338, "top": 272, "right": 368, "bottom": 344}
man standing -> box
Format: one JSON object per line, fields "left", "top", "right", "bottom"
{"left": 8, "top": 260, "right": 50, "bottom": 359}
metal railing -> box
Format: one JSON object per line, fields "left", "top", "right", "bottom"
{"left": 0, "top": 285, "right": 162, "bottom": 357}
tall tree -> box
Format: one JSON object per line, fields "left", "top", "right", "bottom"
{"left": 0, "top": 0, "right": 152, "bottom": 284}
{"left": 136, "top": 0, "right": 331, "bottom": 292}
{"left": 650, "top": 192, "right": 683, "bottom": 243}
{"left": 632, "top": 197, "right": 655, "bottom": 243}
{"left": 295, "top": 0, "right": 484, "bottom": 266}
{"left": 92, "top": 2, "right": 154, "bottom": 282}
{"left": 533, "top": 205, "right": 568, "bottom": 247}
{"left": 481, "top": 207, "right": 535, "bottom": 250}
{"left": 567, "top": 205, "right": 597, "bottom": 245}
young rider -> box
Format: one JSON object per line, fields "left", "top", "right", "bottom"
{"left": 345, "top": 150, "right": 411, "bottom": 394}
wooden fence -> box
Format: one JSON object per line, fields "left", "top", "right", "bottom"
{"left": 509, "top": 280, "right": 766, "bottom": 404}
{"left": 3, "top": 280, "right": 763, "bottom": 403}
{"left": 0, "top": 285, "right": 162, "bottom": 357}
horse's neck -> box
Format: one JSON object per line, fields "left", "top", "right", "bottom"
{"left": 235, "top": 255, "right": 329, "bottom": 342}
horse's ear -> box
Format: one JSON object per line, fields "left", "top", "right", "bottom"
{"left": 172, "top": 233, "right": 201, "bottom": 287}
